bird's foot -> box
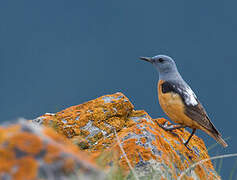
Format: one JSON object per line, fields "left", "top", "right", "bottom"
{"left": 156, "top": 122, "right": 178, "bottom": 137}
{"left": 157, "top": 121, "right": 186, "bottom": 132}
{"left": 157, "top": 121, "right": 173, "bottom": 131}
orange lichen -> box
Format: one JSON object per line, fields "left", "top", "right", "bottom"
{"left": 43, "top": 127, "right": 68, "bottom": 143}
{"left": 63, "top": 158, "right": 76, "bottom": 173}
{"left": 34, "top": 92, "right": 220, "bottom": 179}
{"left": 140, "top": 137, "right": 147, "bottom": 144}
{"left": 0, "top": 121, "right": 103, "bottom": 180}
{"left": 44, "top": 144, "right": 61, "bottom": 164}
{"left": 12, "top": 156, "right": 38, "bottom": 180}
{"left": 9, "top": 132, "right": 43, "bottom": 155}
{"left": 71, "top": 136, "right": 90, "bottom": 150}
{"left": 160, "top": 177, "right": 168, "bottom": 180}
{"left": 106, "top": 117, "right": 126, "bottom": 131}
{"left": 37, "top": 93, "right": 134, "bottom": 141}
{"left": 113, "top": 138, "right": 157, "bottom": 171}
{"left": 0, "top": 149, "right": 15, "bottom": 172}
{"left": 0, "top": 125, "right": 21, "bottom": 144}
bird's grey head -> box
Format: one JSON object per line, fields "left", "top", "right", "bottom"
{"left": 140, "top": 55, "right": 181, "bottom": 80}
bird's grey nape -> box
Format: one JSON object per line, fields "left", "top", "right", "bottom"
{"left": 148, "top": 55, "right": 183, "bottom": 82}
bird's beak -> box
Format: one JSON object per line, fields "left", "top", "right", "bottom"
{"left": 139, "top": 57, "right": 152, "bottom": 63}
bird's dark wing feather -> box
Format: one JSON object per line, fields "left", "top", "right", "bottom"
{"left": 184, "top": 101, "right": 220, "bottom": 135}
{"left": 161, "top": 81, "right": 220, "bottom": 135}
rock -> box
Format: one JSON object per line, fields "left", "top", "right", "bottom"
{"left": 0, "top": 120, "right": 104, "bottom": 180}
{"left": 34, "top": 92, "right": 221, "bottom": 179}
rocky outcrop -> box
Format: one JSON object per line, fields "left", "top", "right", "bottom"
{"left": 33, "top": 92, "right": 220, "bottom": 180}
{"left": 0, "top": 120, "right": 104, "bottom": 180}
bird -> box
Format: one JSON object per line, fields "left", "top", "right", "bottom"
{"left": 139, "top": 55, "right": 228, "bottom": 148}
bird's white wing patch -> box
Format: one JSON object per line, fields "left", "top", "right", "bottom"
{"left": 184, "top": 87, "right": 198, "bottom": 106}
{"left": 161, "top": 80, "right": 198, "bottom": 106}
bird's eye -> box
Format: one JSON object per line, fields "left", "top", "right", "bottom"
{"left": 158, "top": 58, "right": 164, "bottom": 63}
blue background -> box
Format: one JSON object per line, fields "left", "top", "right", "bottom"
{"left": 1, "top": 1, "right": 237, "bottom": 178}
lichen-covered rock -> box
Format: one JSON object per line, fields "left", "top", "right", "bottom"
{"left": 0, "top": 120, "right": 104, "bottom": 180}
{"left": 34, "top": 93, "right": 134, "bottom": 148}
{"left": 34, "top": 92, "right": 221, "bottom": 180}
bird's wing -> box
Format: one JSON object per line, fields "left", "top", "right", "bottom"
{"left": 184, "top": 100, "right": 220, "bottom": 135}
{"left": 161, "top": 81, "right": 220, "bottom": 135}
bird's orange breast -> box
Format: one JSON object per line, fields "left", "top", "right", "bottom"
{"left": 158, "top": 80, "right": 201, "bottom": 128}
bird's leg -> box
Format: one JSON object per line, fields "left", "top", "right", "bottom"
{"left": 184, "top": 128, "right": 196, "bottom": 147}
